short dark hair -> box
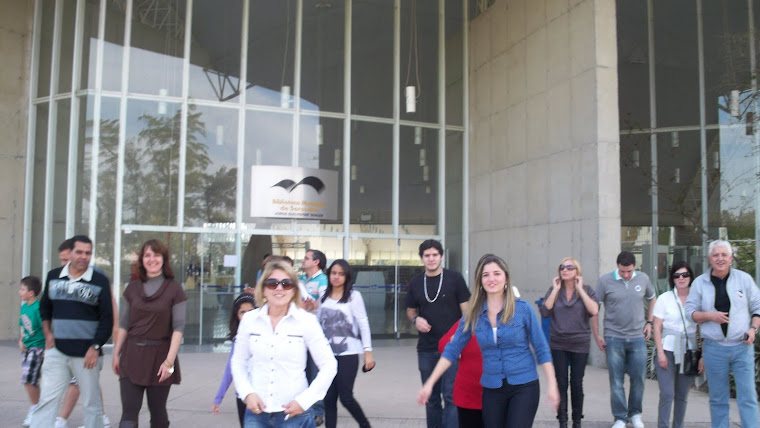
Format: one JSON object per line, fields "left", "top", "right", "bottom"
{"left": 58, "top": 238, "right": 74, "bottom": 252}
{"left": 418, "top": 239, "right": 443, "bottom": 258}
{"left": 616, "top": 251, "right": 636, "bottom": 267}
{"left": 21, "top": 276, "right": 42, "bottom": 297}
{"left": 308, "top": 249, "right": 327, "bottom": 271}
{"left": 668, "top": 261, "right": 695, "bottom": 289}
{"left": 70, "top": 235, "right": 93, "bottom": 247}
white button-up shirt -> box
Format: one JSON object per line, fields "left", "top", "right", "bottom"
{"left": 231, "top": 302, "right": 337, "bottom": 413}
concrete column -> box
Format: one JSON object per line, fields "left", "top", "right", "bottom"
{"left": 468, "top": 0, "right": 620, "bottom": 367}
{"left": 0, "top": 1, "right": 34, "bottom": 339}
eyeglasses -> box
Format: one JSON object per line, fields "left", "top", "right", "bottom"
{"left": 672, "top": 272, "right": 691, "bottom": 279}
{"left": 559, "top": 265, "right": 576, "bottom": 271}
{"left": 263, "top": 278, "right": 296, "bottom": 290}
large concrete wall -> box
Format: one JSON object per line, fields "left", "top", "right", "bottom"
{"left": 0, "top": 1, "right": 34, "bottom": 340}
{"left": 468, "top": 0, "right": 620, "bottom": 366}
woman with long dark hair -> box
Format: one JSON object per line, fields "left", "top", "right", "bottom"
{"left": 418, "top": 254, "right": 559, "bottom": 427}
{"left": 113, "top": 239, "right": 187, "bottom": 428}
{"left": 539, "top": 257, "right": 599, "bottom": 428}
{"left": 653, "top": 261, "right": 702, "bottom": 428}
{"left": 317, "top": 259, "right": 374, "bottom": 428}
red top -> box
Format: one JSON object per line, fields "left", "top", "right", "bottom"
{"left": 438, "top": 318, "right": 483, "bottom": 410}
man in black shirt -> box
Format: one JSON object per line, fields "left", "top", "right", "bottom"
{"left": 405, "top": 239, "right": 470, "bottom": 428}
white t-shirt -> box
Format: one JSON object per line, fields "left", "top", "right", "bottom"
{"left": 653, "top": 290, "right": 697, "bottom": 351}
{"left": 317, "top": 290, "right": 373, "bottom": 356}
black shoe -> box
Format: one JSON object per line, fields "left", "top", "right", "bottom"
{"left": 572, "top": 422, "right": 581, "bottom": 428}
{"left": 314, "top": 415, "right": 324, "bottom": 426}
{"left": 559, "top": 422, "right": 568, "bottom": 428}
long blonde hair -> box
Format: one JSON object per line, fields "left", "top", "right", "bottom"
{"left": 463, "top": 254, "right": 516, "bottom": 332}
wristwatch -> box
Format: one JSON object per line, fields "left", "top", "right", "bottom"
{"left": 91, "top": 344, "right": 101, "bottom": 350}
{"left": 412, "top": 316, "right": 419, "bottom": 325}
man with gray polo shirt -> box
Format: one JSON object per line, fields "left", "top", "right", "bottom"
{"left": 591, "top": 251, "right": 656, "bottom": 428}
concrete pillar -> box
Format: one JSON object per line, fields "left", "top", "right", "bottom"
{"left": 0, "top": 1, "right": 34, "bottom": 339}
{"left": 468, "top": 0, "right": 620, "bottom": 367}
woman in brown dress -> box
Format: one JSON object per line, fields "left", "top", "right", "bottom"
{"left": 112, "top": 239, "right": 187, "bottom": 428}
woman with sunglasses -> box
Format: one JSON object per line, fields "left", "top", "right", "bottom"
{"left": 652, "top": 261, "right": 702, "bottom": 428}
{"left": 539, "top": 257, "right": 599, "bottom": 428}
{"left": 317, "top": 260, "right": 374, "bottom": 428}
{"left": 231, "top": 259, "right": 337, "bottom": 427}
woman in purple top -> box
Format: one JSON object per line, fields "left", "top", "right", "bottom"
{"left": 211, "top": 293, "right": 255, "bottom": 427}
{"left": 540, "top": 257, "right": 599, "bottom": 428}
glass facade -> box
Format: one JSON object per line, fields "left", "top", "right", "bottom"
{"left": 26, "top": 0, "right": 467, "bottom": 344}
{"left": 618, "top": 0, "right": 760, "bottom": 292}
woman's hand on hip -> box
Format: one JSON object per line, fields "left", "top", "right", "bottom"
{"left": 282, "top": 400, "right": 304, "bottom": 417}
{"left": 245, "top": 393, "right": 265, "bottom": 414}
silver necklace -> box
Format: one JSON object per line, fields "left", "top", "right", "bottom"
{"left": 424, "top": 270, "right": 444, "bottom": 303}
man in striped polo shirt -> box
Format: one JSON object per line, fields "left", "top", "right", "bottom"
{"left": 31, "top": 235, "right": 113, "bottom": 428}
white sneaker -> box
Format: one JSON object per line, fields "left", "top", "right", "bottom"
{"left": 611, "top": 421, "right": 626, "bottom": 428}
{"left": 631, "top": 414, "right": 645, "bottom": 428}
{"left": 54, "top": 417, "right": 68, "bottom": 428}
{"left": 22, "top": 405, "right": 37, "bottom": 427}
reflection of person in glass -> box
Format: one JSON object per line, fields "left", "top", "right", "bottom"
{"left": 539, "top": 257, "right": 598, "bottom": 428}
{"left": 231, "top": 260, "right": 337, "bottom": 427}
{"left": 418, "top": 254, "right": 559, "bottom": 427}
{"left": 317, "top": 260, "right": 374, "bottom": 428}
{"left": 685, "top": 240, "right": 760, "bottom": 427}
{"left": 653, "top": 261, "right": 702, "bottom": 428}
{"left": 112, "top": 239, "right": 187, "bottom": 428}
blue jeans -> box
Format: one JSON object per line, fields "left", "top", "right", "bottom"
{"left": 418, "top": 351, "right": 458, "bottom": 428}
{"left": 702, "top": 340, "right": 759, "bottom": 428}
{"left": 305, "top": 352, "right": 324, "bottom": 418}
{"left": 244, "top": 409, "right": 315, "bottom": 428}
{"left": 605, "top": 336, "right": 646, "bottom": 422}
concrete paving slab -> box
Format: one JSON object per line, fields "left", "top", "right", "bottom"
{"left": 0, "top": 340, "right": 742, "bottom": 427}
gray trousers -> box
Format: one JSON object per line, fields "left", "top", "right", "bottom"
{"left": 655, "top": 350, "right": 693, "bottom": 428}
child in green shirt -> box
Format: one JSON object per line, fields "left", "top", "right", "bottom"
{"left": 19, "top": 276, "right": 44, "bottom": 427}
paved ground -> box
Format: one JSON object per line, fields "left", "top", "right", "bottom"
{"left": 0, "top": 339, "right": 742, "bottom": 427}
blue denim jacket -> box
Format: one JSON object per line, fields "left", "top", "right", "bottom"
{"left": 441, "top": 299, "right": 551, "bottom": 388}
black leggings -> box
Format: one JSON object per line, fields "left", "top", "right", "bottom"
{"left": 324, "top": 354, "right": 370, "bottom": 428}
{"left": 482, "top": 379, "right": 539, "bottom": 427}
{"left": 119, "top": 378, "right": 171, "bottom": 428}
{"left": 236, "top": 397, "right": 246, "bottom": 427}
{"left": 457, "top": 406, "right": 483, "bottom": 428}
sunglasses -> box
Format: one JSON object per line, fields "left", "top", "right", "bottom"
{"left": 263, "top": 278, "right": 296, "bottom": 290}
{"left": 559, "top": 264, "right": 576, "bottom": 271}
{"left": 672, "top": 272, "right": 691, "bottom": 279}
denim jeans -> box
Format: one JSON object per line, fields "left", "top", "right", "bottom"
{"left": 244, "top": 409, "right": 315, "bottom": 428}
{"left": 481, "top": 379, "right": 539, "bottom": 427}
{"left": 552, "top": 349, "right": 588, "bottom": 423}
{"left": 418, "top": 351, "right": 458, "bottom": 428}
{"left": 305, "top": 352, "right": 324, "bottom": 418}
{"left": 605, "top": 336, "right": 646, "bottom": 422}
{"left": 702, "top": 340, "right": 759, "bottom": 428}
{"left": 655, "top": 350, "right": 693, "bottom": 428}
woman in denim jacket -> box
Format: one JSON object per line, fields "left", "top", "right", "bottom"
{"left": 418, "top": 254, "right": 559, "bottom": 427}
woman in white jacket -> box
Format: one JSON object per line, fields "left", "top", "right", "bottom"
{"left": 231, "top": 259, "right": 337, "bottom": 427}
